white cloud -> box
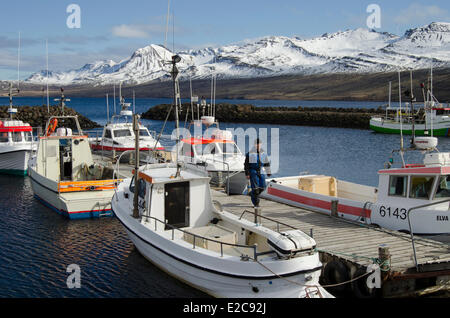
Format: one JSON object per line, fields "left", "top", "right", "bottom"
{"left": 394, "top": 3, "right": 449, "bottom": 25}
{"left": 111, "top": 24, "right": 166, "bottom": 38}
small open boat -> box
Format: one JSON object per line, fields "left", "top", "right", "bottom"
{"left": 263, "top": 137, "right": 450, "bottom": 235}
{"left": 28, "top": 111, "right": 121, "bottom": 219}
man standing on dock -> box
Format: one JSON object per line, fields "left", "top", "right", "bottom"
{"left": 244, "top": 138, "right": 271, "bottom": 207}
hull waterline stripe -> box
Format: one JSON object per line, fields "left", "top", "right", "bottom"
{"left": 267, "top": 187, "right": 371, "bottom": 218}
{"left": 112, "top": 207, "right": 322, "bottom": 280}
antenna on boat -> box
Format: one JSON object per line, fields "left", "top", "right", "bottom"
{"left": 133, "top": 89, "right": 136, "bottom": 114}
{"left": 106, "top": 93, "right": 110, "bottom": 124}
{"left": 405, "top": 70, "right": 416, "bottom": 147}
{"left": 46, "top": 39, "right": 50, "bottom": 113}
{"left": 3, "top": 82, "right": 19, "bottom": 120}
{"left": 113, "top": 83, "right": 116, "bottom": 115}
{"left": 17, "top": 31, "right": 20, "bottom": 90}
{"left": 54, "top": 88, "right": 70, "bottom": 115}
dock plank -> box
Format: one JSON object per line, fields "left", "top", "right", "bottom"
{"left": 213, "top": 191, "right": 450, "bottom": 272}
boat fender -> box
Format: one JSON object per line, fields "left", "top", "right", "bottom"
{"left": 46, "top": 118, "right": 58, "bottom": 136}
{"left": 322, "top": 261, "right": 351, "bottom": 294}
{"left": 351, "top": 267, "right": 379, "bottom": 298}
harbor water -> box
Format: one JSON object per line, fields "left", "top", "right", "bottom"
{"left": 1, "top": 97, "right": 449, "bottom": 297}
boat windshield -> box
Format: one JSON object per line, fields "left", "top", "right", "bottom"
{"left": 194, "top": 143, "right": 216, "bottom": 156}
{"left": 217, "top": 142, "right": 240, "bottom": 155}
{"left": 435, "top": 175, "right": 450, "bottom": 199}
{"left": 114, "top": 129, "right": 132, "bottom": 137}
{"left": 410, "top": 176, "right": 435, "bottom": 200}
{"left": 12, "top": 131, "right": 22, "bottom": 142}
{"left": 139, "top": 129, "right": 150, "bottom": 137}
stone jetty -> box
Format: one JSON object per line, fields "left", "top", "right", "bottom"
{"left": 142, "top": 103, "right": 385, "bottom": 129}
{"left": 0, "top": 105, "right": 100, "bottom": 130}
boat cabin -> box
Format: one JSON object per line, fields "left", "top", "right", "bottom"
{"left": 0, "top": 120, "right": 33, "bottom": 144}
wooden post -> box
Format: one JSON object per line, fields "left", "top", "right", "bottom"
{"left": 254, "top": 207, "right": 261, "bottom": 225}
{"left": 132, "top": 114, "right": 140, "bottom": 219}
{"left": 378, "top": 244, "right": 391, "bottom": 279}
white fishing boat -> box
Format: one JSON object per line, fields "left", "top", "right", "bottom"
{"left": 0, "top": 83, "right": 36, "bottom": 176}
{"left": 262, "top": 135, "right": 450, "bottom": 235}
{"left": 90, "top": 84, "right": 163, "bottom": 153}
{"left": 370, "top": 69, "right": 450, "bottom": 136}
{"left": 112, "top": 54, "right": 333, "bottom": 298}
{"left": 176, "top": 118, "right": 247, "bottom": 194}
{"left": 28, "top": 94, "right": 122, "bottom": 219}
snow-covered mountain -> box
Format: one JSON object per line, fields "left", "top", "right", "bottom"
{"left": 26, "top": 22, "right": 450, "bottom": 86}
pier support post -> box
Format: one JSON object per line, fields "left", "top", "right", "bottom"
{"left": 254, "top": 207, "right": 261, "bottom": 225}
{"left": 378, "top": 244, "right": 391, "bottom": 279}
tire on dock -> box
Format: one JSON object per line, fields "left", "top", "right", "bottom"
{"left": 321, "top": 260, "right": 351, "bottom": 294}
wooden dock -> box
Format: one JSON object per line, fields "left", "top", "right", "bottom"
{"left": 211, "top": 190, "right": 450, "bottom": 297}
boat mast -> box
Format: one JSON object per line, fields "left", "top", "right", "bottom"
{"left": 409, "top": 70, "right": 416, "bottom": 147}
{"left": 170, "top": 54, "right": 182, "bottom": 178}
{"left": 106, "top": 93, "right": 110, "bottom": 124}
{"left": 398, "top": 71, "right": 405, "bottom": 167}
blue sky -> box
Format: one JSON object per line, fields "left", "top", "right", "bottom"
{"left": 1, "top": 0, "right": 449, "bottom": 79}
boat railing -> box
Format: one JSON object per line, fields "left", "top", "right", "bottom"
{"left": 141, "top": 214, "right": 259, "bottom": 260}
{"left": 194, "top": 156, "right": 231, "bottom": 195}
{"left": 239, "top": 209, "right": 301, "bottom": 234}
{"left": 407, "top": 198, "right": 450, "bottom": 272}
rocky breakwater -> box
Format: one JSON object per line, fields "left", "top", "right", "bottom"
{"left": 142, "top": 103, "right": 385, "bottom": 129}
{"left": 0, "top": 105, "right": 100, "bottom": 130}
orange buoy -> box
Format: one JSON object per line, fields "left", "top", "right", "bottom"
{"left": 46, "top": 118, "right": 58, "bottom": 136}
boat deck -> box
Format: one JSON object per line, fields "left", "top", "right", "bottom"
{"left": 211, "top": 190, "right": 450, "bottom": 273}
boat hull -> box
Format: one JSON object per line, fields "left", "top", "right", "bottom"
{"left": 262, "top": 179, "right": 372, "bottom": 224}
{"left": 370, "top": 118, "right": 450, "bottom": 136}
{"left": 29, "top": 169, "right": 114, "bottom": 219}
{"left": 0, "top": 149, "right": 30, "bottom": 176}
{"left": 113, "top": 203, "right": 328, "bottom": 298}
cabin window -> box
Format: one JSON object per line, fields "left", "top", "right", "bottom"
{"left": 129, "top": 176, "right": 135, "bottom": 193}
{"left": 388, "top": 175, "right": 407, "bottom": 197}
{"left": 104, "top": 129, "right": 112, "bottom": 139}
{"left": 181, "top": 143, "right": 194, "bottom": 157}
{"left": 203, "top": 143, "right": 216, "bottom": 155}
{"left": 12, "top": 132, "right": 22, "bottom": 142}
{"left": 139, "top": 129, "right": 150, "bottom": 137}
{"left": 138, "top": 178, "right": 146, "bottom": 199}
{"left": 434, "top": 176, "right": 450, "bottom": 199}
{"left": 409, "top": 176, "right": 435, "bottom": 200}
{"left": 114, "top": 129, "right": 131, "bottom": 137}
{"left": 24, "top": 132, "right": 32, "bottom": 142}
{"left": 0, "top": 132, "right": 8, "bottom": 143}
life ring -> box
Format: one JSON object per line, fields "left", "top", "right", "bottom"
{"left": 351, "top": 267, "right": 379, "bottom": 298}
{"left": 46, "top": 118, "right": 58, "bottom": 136}
{"left": 322, "top": 261, "right": 351, "bottom": 294}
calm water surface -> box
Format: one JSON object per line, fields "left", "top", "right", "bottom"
{"left": 0, "top": 97, "right": 448, "bottom": 297}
